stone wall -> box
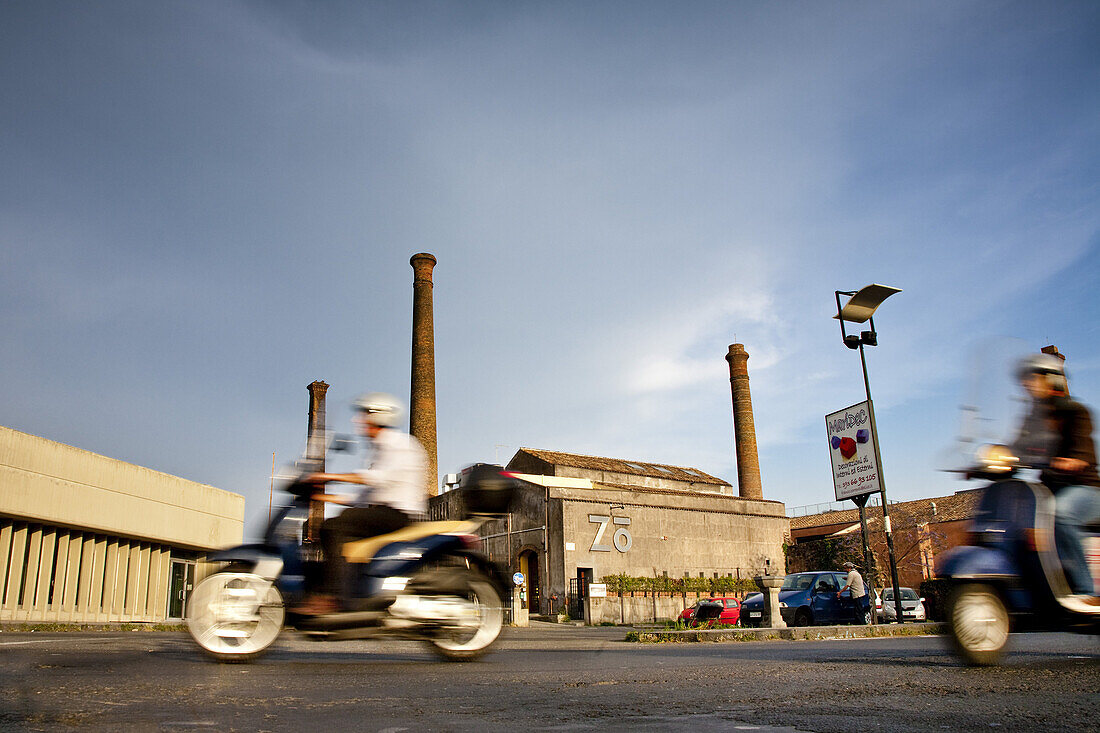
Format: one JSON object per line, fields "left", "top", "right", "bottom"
{"left": 558, "top": 484, "right": 787, "bottom": 588}
{"left": 583, "top": 594, "right": 703, "bottom": 625}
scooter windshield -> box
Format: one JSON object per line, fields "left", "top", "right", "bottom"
{"left": 938, "top": 337, "right": 1036, "bottom": 473}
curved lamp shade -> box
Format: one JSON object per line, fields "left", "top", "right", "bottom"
{"left": 834, "top": 284, "right": 902, "bottom": 323}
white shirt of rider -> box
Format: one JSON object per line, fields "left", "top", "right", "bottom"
{"left": 353, "top": 428, "right": 428, "bottom": 515}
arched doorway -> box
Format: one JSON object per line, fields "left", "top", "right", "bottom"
{"left": 518, "top": 549, "right": 540, "bottom": 613}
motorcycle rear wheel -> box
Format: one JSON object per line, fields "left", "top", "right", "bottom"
{"left": 426, "top": 569, "right": 503, "bottom": 662}
{"left": 186, "top": 572, "right": 285, "bottom": 662}
{"left": 947, "top": 583, "right": 1009, "bottom": 666}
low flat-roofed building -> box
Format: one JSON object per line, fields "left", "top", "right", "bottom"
{"left": 0, "top": 426, "right": 244, "bottom": 624}
{"left": 430, "top": 448, "right": 788, "bottom": 618}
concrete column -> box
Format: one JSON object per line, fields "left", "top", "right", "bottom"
{"left": 306, "top": 380, "right": 329, "bottom": 542}
{"left": 726, "top": 344, "right": 763, "bottom": 500}
{"left": 410, "top": 253, "right": 439, "bottom": 496}
{"left": 755, "top": 575, "right": 787, "bottom": 628}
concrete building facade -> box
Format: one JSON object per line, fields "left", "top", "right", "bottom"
{"left": 0, "top": 426, "right": 244, "bottom": 624}
{"left": 429, "top": 448, "right": 788, "bottom": 617}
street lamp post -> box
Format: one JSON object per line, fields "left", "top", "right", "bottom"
{"left": 834, "top": 284, "right": 905, "bottom": 625}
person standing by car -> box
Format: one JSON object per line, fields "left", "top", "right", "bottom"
{"left": 837, "top": 561, "right": 870, "bottom": 624}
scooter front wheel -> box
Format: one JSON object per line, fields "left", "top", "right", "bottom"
{"left": 947, "top": 583, "right": 1009, "bottom": 666}
{"left": 186, "top": 572, "right": 285, "bottom": 662}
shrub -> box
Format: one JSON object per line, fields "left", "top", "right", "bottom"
{"left": 601, "top": 574, "right": 759, "bottom": 596}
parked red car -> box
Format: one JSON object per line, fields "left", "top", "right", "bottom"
{"left": 678, "top": 597, "right": 741, "bottom": 627}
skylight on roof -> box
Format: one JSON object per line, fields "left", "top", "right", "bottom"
{"left": 623, "top": 462, "right": 648, "bottom": 471}
{"left": 651, "top": 465, "right": 673, "bottom": 474}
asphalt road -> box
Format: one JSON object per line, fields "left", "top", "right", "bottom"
{"left": 1, "top": 624, "right": 1096, "bottom": 732}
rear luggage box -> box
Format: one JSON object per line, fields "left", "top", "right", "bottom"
{"left": 457, "top": 463, "right": 519, "bottom": 517}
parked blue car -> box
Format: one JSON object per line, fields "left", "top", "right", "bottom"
{"left": 740, "top": 571, "right": 871, "bottom": 627}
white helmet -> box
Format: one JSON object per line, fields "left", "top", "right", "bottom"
{"left": 352, "top": 392, "right": 405, "bottom": 427}
{"left": 1016, "top": 353, "right": 1068, "bottom": 392}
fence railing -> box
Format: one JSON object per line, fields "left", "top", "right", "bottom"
{"left": 787, "top": 496, "right": 886, "bottom": 518}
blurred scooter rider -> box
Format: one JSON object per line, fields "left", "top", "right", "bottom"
{"left": 294, "top": 392, "right": 428, "bottom": 616}
{"left": 1013, "top": 354, "right": 1100, "bottom": 599}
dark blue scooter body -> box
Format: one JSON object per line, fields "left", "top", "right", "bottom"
{"left": 937, "top": 473, "right": 1097, "bottom": 665}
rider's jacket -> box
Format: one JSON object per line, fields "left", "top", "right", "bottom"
{"left": 1044, "top": 396, "right": 1100, "bottom": 491}
{"left": 1015, "top": 395, "right": 1100, "bottom": 492}
{"left": 353, "top": 428, "right": 429, "bottom": 515}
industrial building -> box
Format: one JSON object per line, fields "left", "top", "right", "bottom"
{"left": 429, "top": 448, "right": 788, "bottom": 617}
{"left": 0, "top": 426, "right": 244, "bottom": 624}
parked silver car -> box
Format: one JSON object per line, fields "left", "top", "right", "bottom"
{"left": 875, "top": 587, "right": 926, "bottom": 622}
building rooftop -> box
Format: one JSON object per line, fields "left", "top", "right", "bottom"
{"left": 509, "top": 448, "right": 730, "bottom": 487}
{"left": 789, "top": 489, "right": 981, "bottom": 532}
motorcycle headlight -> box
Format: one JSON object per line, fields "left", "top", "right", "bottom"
{"left": 975, "top": 443, "right": 1019, "bottom": 473}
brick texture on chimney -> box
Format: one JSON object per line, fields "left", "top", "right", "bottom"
{"left": 306, "top": 380, "right": 329, "bottom": 542}
{"left": 410, "top": 253, "right": 439, "bottom": 496}
{"left": 726, "top": 344, "right": 763, "bottom": 500}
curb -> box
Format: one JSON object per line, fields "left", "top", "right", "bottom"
{"left": 625, "top": 622, "right": 946, "bottom": 643}
{"left": 0, "top": 622, "right": 187, "bottom": 633}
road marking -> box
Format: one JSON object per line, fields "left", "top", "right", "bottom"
{"left": 160, "top": 723, "right": 218, "bottom": 727}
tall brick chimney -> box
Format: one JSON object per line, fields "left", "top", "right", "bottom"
{"left": 1041, "top": 345, "right": 1065, "bottom": 361}
{"left": 726, "top": 344, "right": 763, "bottom": 500}
{"left": 305, "top": 380, "right": 329, "bottom": 541}
{"left": 410, "top": 253, "right": 439, "bottom": 496}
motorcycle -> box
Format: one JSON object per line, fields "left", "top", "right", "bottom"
{"left": 185, "top": 447, "right": 516, "bottom": 663}
{"left": 936, "top": 444, "right": 1099, "bottom": 665}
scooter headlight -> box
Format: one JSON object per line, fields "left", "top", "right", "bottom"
{"left": 975, "top": 444, "right": 1019, "bottom": 473}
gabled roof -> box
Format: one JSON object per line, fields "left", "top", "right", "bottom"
{"left": 789, "top": 490, "right": 981, "bottom": 531}
{"left": 510, "top": 448, "right": 729, "bottom": 486}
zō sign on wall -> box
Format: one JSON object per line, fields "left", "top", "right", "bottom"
{"left": 588, "top": 514, "right": 632, "bottom": 552}
{"left": 825, "top": 401, "right": 881, "bottom": 501}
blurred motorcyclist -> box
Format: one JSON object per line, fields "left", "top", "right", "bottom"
{"left": 1012, "top": 354, "right": 1100, "bottom": 598}
{"left": 293, "top": 392, "right": 428, "bottom": 615}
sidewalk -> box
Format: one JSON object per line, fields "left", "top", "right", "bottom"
{"left": 625, "top": 622, "right": 945, "bottom": 643}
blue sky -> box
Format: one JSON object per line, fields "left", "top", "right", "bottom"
{"left": 3, "top": 1, "right": 1098, "bottom": 533}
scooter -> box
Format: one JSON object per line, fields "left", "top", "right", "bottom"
{"left": 185, "top": 450, "right": 515, "bottom": 663}
{"left": 936, "top": 444, "right": 1100, "bottom": 665}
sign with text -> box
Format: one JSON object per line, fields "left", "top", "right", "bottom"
{"left": 588, "top": 583, "right": 607, "bottom": 598}
{"left": 825, "top": 400, "right": 881, "bottom": 501}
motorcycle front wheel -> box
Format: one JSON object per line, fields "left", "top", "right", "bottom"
{"left": 426, "top": 569, "right": 504, "bottom": 662}
{"left": 186, "top": 572, "right": 285, "bottom": 662}
{"left": 947, "top": 583, "right": 1010, "bottom": 666}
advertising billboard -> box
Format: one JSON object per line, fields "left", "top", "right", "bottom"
{"left": 825, "top": 400, "right": 882, "bottom": 501}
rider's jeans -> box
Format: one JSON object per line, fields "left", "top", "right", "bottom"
{"left": 1054, "top": 485, "right": 1100, "bottom": 595}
